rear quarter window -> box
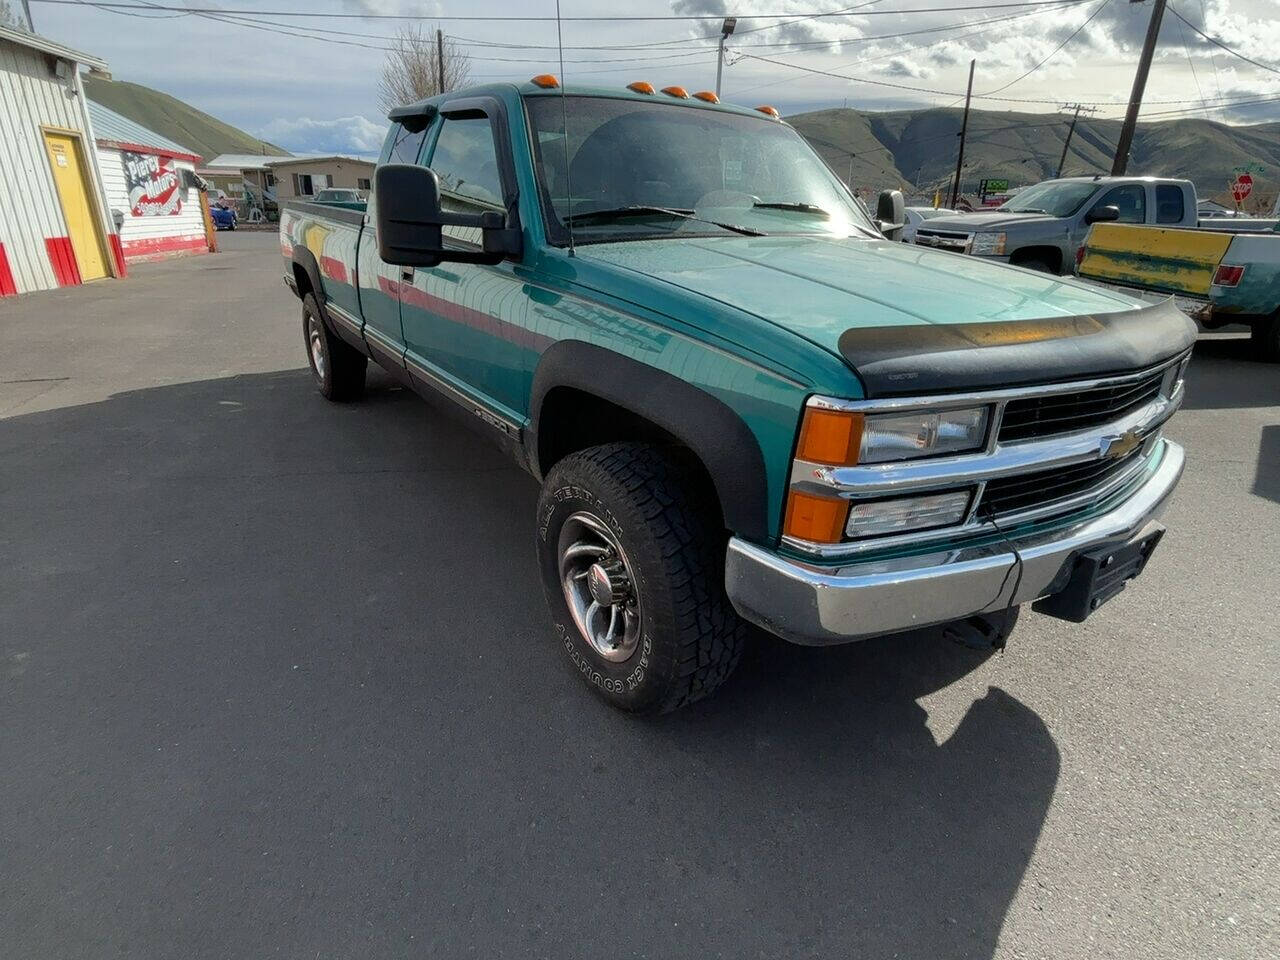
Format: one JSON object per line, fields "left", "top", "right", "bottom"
{"left": 1156, "top": 185, "right": 1185, "bottom": 224}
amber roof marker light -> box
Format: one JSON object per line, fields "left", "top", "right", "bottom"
{"left": 755, "top": 105, "right": 781, "bottom": 119}
{"left": 627, "top": 81, "right": 656, "bottom": 95}
{"left": 661, "top": 85, "right": 690, "bottom": 98}
{"left": 693, "top": 91, "right": 720, "bottom": 103}
{"left": 530, "top": 74, "right": 559, "bottom": 88}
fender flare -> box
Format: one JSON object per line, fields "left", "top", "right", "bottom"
{"left": 528, "top": 340, "right": 770, "bottom": 543}
{"left": 290, "top": 246, "right": 325, "bottom": 309}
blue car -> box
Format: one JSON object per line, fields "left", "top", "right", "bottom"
{"left": 209, "top": 202, "right": 237, "bottom": 231}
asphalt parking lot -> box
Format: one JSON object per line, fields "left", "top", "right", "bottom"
{"left": 2, "top": 231, "right": 1276, "bottom": 960}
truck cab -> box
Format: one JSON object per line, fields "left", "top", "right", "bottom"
{"left": 915, "top": 176, "right": 1198, "bottom": 275}
{"left": 281, "top": 80, "right": 1194, "bottom": 713}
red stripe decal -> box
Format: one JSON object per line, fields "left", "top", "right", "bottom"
{"left": 45, "top": 237, "right": 81, "bottom": 287}
{"left": 377, "top": 275, "right": 402, "bottom": 301}
{"left": 398, "top": 281, "right": 552, "bottom": 352}
{"left": 109, "top": 234, "right": 128, "bottom": 277}
{"left": 0, "top": 243, "right": 17, "bottom": 297}
{"left": 320, "top": 255, "right": 348, "bottom": 284}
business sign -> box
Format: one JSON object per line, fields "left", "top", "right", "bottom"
{"left": 121, "top": 151, "right": 183, "bottom": 216}
{"left": 979, "top": 178, "right": 1009, "bottom": 197}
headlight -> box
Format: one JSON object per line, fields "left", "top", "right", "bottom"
{"left": 970, "top": 231, "right": 1006, "bottom": 256}
{"left": 859, "top": 407, "right": 989, "bottom": 463}
{"left": 845, "top": 489, "right": 972, "bottom": 539}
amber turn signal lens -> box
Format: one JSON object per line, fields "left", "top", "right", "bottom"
{"left": 784, "top": 492, "right": 850, "bottom": 544}
{"left": 627, "top": 81, "right": 656, "bottom": 94}
{"left": 693, "top": 90, "right": 719, "bottom": 103}
{"left": 531, "top": 74, "right": 560, "bottom": 88}
{"left": 797, "top": 408, "right": 864, "bottom": 466}
{"left": 755, "top": 105, "right": 781, "bottom": 118}
{"left": 661, "top": 85, "right": 690, "bottom": 98}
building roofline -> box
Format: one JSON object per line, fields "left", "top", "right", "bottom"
{"left": 264, "top": 155, "right": 376, "bottom": 167}
{"left": 0, "top": 23, "right": 108, "bottom": 71}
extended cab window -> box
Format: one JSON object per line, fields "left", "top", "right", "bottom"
{"left": 1092, "top": 185, "right": 1146, "bottom": 223}
{"left": 1156, "top": 184, "right": 1185, "bottom": 224}
{"left": 426, "top": 115, "right": 505, "bottom": 243}
{"left": 386, "top": 123, "right": 428, "bottom": 165}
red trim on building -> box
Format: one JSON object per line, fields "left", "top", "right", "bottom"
{"left": 96, "top": 139, "right": 203, "bottom": 166}
{"left": 45, "top": 237, "right": 82, "bottom": 287}
{"left": 109, "top": 234, "right": 128, "bottom": 277}
{"left": 120, "top": 234, "right": 209, "bottom": 262}
{"left": 0, "top": 243, "right": 18, "bottom": 297}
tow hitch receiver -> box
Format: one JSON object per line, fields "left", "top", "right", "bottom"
{"left": 1034, "top": 527, "right": 1165, "bottom": 623}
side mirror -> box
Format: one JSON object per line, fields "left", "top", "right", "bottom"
{"left": 1085, "top": 204, "right": 1120, "bottom": 225}
{"left": 876, "top": 189, "right": 905, "bottom": 241}
{"left": 374, "top": 163, "right": 521, "bottom": 267}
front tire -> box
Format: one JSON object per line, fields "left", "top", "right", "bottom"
{"left": 536, "top": 443, "right": 746, "bottom": 714}
{"left": 303, "top": 293, "right": 366, "bottom": 401}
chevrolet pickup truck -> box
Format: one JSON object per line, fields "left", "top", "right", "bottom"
{"left": 1078, "top": 221, "right": 1280, "bottom": 360}
{"left": 281, "top": 79, "right": 1194, "bottom": 713}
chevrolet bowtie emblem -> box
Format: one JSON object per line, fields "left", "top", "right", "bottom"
{"left": 1099, "top": 428, "right": 1143, "bottom": 461}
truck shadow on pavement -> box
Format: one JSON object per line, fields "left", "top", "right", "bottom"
{"left": 1, "top": 369, "right": 1059, "bottom": 960}
{"left": 1183, "top": 335, "right": 1280, "bottom": 409}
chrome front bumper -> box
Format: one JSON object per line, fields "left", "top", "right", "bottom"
{"left": 725, "top": 439, "right": 1184, "bottom": 646}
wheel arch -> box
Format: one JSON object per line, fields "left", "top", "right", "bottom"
{"left": 528, "top": 341, "right": 770, "bottom": 543}
{"left": 1008, "top": 245, "right": 1065, "bottom": 274}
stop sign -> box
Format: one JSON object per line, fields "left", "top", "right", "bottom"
{"left": 1231, "top": 173, "right": 1253, "bottom": 203}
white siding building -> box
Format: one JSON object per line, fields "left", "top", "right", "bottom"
{"left": 88, "top": 100, "right": 213, "bottom": 263}
{"left": 0, "top": 24, "right": 123, "bottom": 297}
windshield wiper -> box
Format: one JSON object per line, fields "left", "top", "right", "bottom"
{"left": 563, "top": 205, "right": 766, "bottom": 237}
{"left": 752, "top": 201, "right": 831, "bottom": 217}
{"left": 1005, "top": 207, "right": 1048, "bottom": 214}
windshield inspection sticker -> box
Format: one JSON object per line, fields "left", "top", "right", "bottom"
{"left": 723, "top": 159, "right": 743, "bottom": 183}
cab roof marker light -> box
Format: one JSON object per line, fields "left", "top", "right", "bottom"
{"left": 530, "top": 74, "right": 559, "bottom": 89}
{"left": 693, "top": 91, "right": 719, "bottom": 103}
{"left": 755, "top": 105, "right": 781, "bottom": 118}
{"left": 661, "top": 85, "right": 690, "bottom": 98}
{"left": 627, "top": 81, "right": 656, "bottom": 94}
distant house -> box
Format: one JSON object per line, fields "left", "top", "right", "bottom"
{"left": 268, "top": 156, "right": 376, "bottom": 200}
{"left": 0, "top": 24, "right": 124, "bottom": 296}
{"left": 88, "top": 101, "right": 214, "bottom": 263}
{"left": 201, "top": 154, "right": 284, "bottom": 217}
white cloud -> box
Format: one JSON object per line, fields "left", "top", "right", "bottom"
{"left": 257, "top": 116, "right": 387, "bottom": 156}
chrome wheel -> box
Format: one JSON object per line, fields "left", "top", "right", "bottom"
{"left": 558, "top": 511, "right": 642, "bottom": 662}
{"left": 308, "top": 313, "right": 327, "bottom": 381}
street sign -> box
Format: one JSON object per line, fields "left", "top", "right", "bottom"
{"left": 1231, "top": 173, "right": 1253, "bottom": 203}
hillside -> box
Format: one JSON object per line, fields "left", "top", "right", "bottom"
{"left": 790, "top": 106, "right": 1280, "bottom": 207}
{"left": 83, "top": 77, "right": 289, "bottom": 163}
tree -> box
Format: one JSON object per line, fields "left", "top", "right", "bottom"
{"left": 377, "top": 24, "right": 471, "bottom": 114}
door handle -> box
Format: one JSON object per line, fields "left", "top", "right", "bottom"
{"left": 400, "top": 267, "right": 414, "bottom": 283}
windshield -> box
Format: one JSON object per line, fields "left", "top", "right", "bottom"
{"left": 524, "top": 95, "right": 878, "bottom": 244}
{"left": 999, "top": 180, "right": 1098, "bottom": 217}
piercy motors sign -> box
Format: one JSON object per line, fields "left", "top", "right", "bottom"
{"left": 122, "top": 151, "right": 183, "bottom": 216}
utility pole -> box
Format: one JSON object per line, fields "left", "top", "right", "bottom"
{"left": 950, "top": 59, "right": 975, "bottom": 209}
{"left": 436, "top": 28, "right": 446, "bottom": 95}
{"left": 1111, "top": 0, "right": 1168, "bottom": 175}
{"left": 1055, "top": 103, "right": 1097, "bottom": 177}
{"left": 715, "top": 18, "right": 736, "bottom": 98}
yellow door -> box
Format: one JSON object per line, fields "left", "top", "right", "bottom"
{"left": 43, "top": 132, "right": 108, "bottom": 281}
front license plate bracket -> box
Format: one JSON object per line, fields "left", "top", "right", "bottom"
{"left": 1033, "top": 527, "right": 1165, "bottom": 623}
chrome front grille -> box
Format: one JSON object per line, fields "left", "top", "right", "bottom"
{"left": 913, "top": 229, "right": 971, "bottom": 252}
{"left": 999, "top": 370, "right": 1165, "bottom": 443}
{"left": 980, "top": 446, "right": 1147, "bottom": 519}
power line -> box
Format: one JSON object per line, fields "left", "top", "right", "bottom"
{"left": 30, "top": 0, "right": 1107, "bottom": 21}
{"left": 976, "top": 0, "right": 1112, "bottom": 95}
{"left": 1167, "top": 5, "right": 1280, "bottom": 77}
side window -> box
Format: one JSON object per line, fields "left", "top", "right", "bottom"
{"left": 1092, "top": 185, "right": 1146, "bottom": 223}
{"left": 386, "top": 123, "right": 428, "bottom": 165}
{"left": 1155, "top": 184, "right": 1185, "bottom": 224}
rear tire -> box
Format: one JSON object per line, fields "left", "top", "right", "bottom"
{"left": 1250, "top": 313, "right": 1280, "bottom": 363}
{"left": 536, "top": 443, "right": 746, "bottom": 714}
{"left": 303, "top": 292, "right": 366, "bottom": 401}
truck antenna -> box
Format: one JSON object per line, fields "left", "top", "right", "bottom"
{"left": 556, "top": 0, "right": 575, "bottom": 257}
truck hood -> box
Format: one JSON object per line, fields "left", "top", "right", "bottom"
{"left": 577, "top": 234, "right": 1196, "bottom": 395}
{"left": 917, "top": 211, "right": 1060, "bottom": 232}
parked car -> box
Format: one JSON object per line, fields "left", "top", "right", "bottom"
{"left": 1078, "top": 220, "right": 1280, "bottom": 359}
{"left": 313, "top": 187, "right": 365, "bottom": 207}
{"left": 209, "top": 202, "right": 236, "bottom": 231}
{"left": 915, "top": 176, "right": 1198, "bottom": 274}
{"left": 281, "top": 79, "right": 1193, "bottom": 713}
{"left": 902, "top": 206, "right": 955, "bottom": 243}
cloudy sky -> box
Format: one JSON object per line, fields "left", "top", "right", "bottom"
{"left": 21, "top": 0, "right": 1280, "bottom": 155}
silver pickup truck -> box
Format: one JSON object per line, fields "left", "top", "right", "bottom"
{"left": 915, "top": 176, "right": 1197, "bottom": 275}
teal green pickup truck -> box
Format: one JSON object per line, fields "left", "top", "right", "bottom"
{"left": 281, "top": 79, "right": 1195, "bottom": 713}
